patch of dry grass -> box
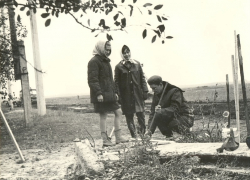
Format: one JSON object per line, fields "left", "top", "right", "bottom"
{"left": 0, "top": 109, "right": 129, "bottom": 154}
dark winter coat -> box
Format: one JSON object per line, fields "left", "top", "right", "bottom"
{"left": 148, "top": 81, "right": 194, "bottom": 128}
{"left": 114, "top": 60, "right": 148, "bottom": 114}
{"left": 88, "top": 55, "right": 116, "bottom": 103}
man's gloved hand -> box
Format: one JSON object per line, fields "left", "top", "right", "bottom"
{"left": 97, "top": 94, "right": 103, "bottom": 102}
{"left": 143, "top": 92, "right": 148, "bottom": 100}
{"left": 155, "top": 105, "right": 161, "bottom": 113}
{"left": 144, "top": 130, "right": 152, "bottom": 141}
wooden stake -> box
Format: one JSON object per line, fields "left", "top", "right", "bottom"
{"left": 18, "top": 41, "right": 33, "bottom": 127}
{"left": 226, "top": 74, "right": 231, "bottom": 127}
{"left": 234, "top": 31, "right": 240, "bottom": 127}
{"left": 237, "top": 34, "right": 250, "bottom": 136}
{"left": 231, "top": 55, "right": 240, "bottom": 142}
{"left": 0, "top": 109, "right": 25, "bottom": 162}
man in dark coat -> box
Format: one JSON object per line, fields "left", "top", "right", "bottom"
{"left": 144, "top": 75, "right": 194, "bottom": 140}
{"left": 114, "top": 45, "right": 148, "bottom": 139}
{"left": 88, "top": 40, "right": 128, "bottom": 146}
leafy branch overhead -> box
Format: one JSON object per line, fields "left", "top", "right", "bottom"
{"left": 1, "top": 0, "right": 173, "bottom": 44}
{"left": 0, "top": 6, "right": 28, "bottom": 89}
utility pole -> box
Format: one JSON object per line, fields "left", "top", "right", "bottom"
{"left": 7, "top": 2, "right": 32, "bottom": 126}
{"left": 18, "top": 41, "right": 33, "bottom": 127}
{"left": 29, "top": 0, "right": 46, "bottom": 115}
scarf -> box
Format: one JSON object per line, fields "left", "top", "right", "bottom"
{"left": 93, "top": 40, "right": 111, "bottom": 61}
{"left": 120, "top": 45, "right": 137, "bottom": 64}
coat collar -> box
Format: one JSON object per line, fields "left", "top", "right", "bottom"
{"left": 121, "top": 59, "right": 137, "bottom": 65}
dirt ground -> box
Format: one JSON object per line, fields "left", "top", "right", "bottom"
{"left": 0, "top": 107, "right": 137, "bottom": 180}
{"left": 0, "top": 101, "right": 248, "bottom": 179}
{"left": 0, "top": 143, "right": 76, "bottom": 180}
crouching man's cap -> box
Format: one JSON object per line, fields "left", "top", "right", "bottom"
{"left": 147, "top": 75, "right": 162, "bottom": 85}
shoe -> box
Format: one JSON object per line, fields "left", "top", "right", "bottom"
{"left": 101, "top": 132, "right": 115, "bottom": 147}
{"left": 114, "top": 129, "right": 129, "bottom": 144}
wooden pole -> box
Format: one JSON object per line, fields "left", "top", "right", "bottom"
{"left": 237, "top": 34, "right": 250, "bottom": 136}
{"left": 18, "top": 41, "right": 33, "bottom": 127}
{"left": 0, "top": 109, "right": 25, "bottom": 162}
{"left": 29, "top": 0, "right": 46, "bottom": 116}
{"left": 234, "top": 31, "right": 239, "bottom": 104}
{"left": 149, "top": 83, "right": 168, "bottom": 131}
{"left": 231, "top": 55, "right": 240, "bottom": 142}
{"left": 234, "top": 31, "right": 241, "bottom": 142}
{"left": 226, "top": 74, "right": 231, "bottom": 127}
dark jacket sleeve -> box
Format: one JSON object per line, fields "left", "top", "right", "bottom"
{"left": 114, "top": 65, "right": 120, "bottom": 96}
{"left": 139, "top": 64, "right": 148, "bottom": 92}
{"left": 159, "top": 89, "right": 183, "bottom": 119}
{"left": 88, "top": 60, "right": 102, "bottom": 97}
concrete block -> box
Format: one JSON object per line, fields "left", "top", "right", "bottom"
{"left": 74, "top": 139, "right": 104, "bottom": 176}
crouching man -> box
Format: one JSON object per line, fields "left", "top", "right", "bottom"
{"left": 144, "top": 75, "right": 194, "bottom": 140}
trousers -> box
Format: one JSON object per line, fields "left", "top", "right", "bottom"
{"left": 125, "top": 112, "right": 146, "bottom": 137}
{"left": 149, "top": 112, "right": 191, "bottom": 137}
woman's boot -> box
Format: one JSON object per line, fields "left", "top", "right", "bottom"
{"left": 114, "top": 129, "right": 129, "bottom": 144}
{"left": 101, "top": 132, "right": 115, "bottom": 147}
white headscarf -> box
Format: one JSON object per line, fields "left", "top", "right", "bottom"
{"left": 93, "top": 40, "right": 111, "bottom": 58}
{"left": 120, "top": 45, "right": 137, "bottom": 64}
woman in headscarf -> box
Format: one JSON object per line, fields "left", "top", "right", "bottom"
{"left": 114, "top": 45, "right": 148, "bottom": 139}
{"left": 88, "top": 40, "right": 128, "bottom": 147}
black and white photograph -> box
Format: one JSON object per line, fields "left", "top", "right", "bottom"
{"left": 1, "top": 0, "right": 250, "bottom": 179}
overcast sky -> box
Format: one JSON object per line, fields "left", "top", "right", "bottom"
{"left": 7, "top": 0, "right": 250, "bottom": 97}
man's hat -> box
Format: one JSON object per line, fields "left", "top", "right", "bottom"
{"left": 147, "top": 75, "right": 162, "bottom": 85}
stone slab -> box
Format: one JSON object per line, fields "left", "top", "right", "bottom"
{"left": 156, "top": 143, "right": 250, "bottom": 159}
